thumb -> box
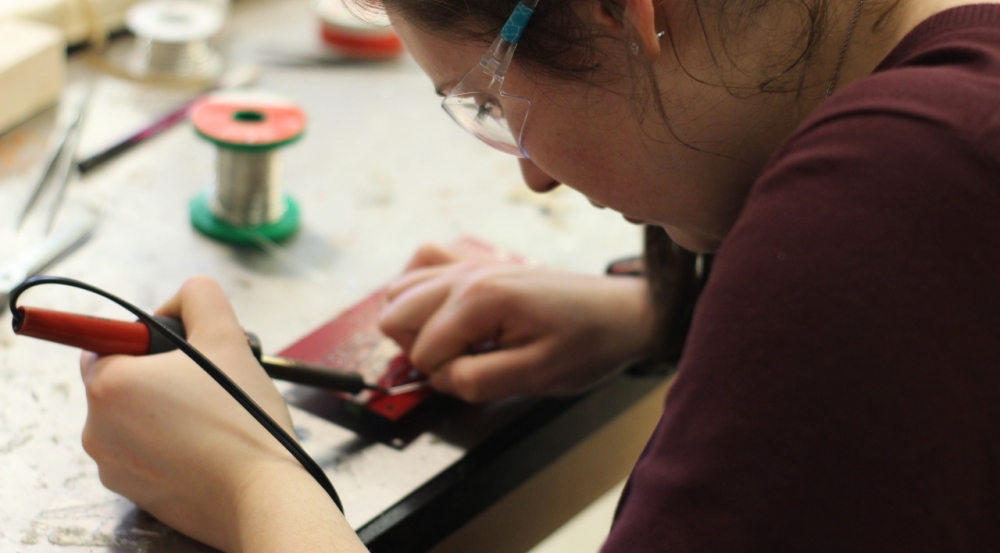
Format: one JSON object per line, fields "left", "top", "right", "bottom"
{"left": 153, "top": 276, "right": 244, "bottom": 343}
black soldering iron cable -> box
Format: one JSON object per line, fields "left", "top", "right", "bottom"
{"left": 8, "top": 275, "right": 344, "bottom": 513}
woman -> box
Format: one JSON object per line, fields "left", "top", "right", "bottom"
{"left": 80, "top": 0, "right": 1000, "bottom": 550}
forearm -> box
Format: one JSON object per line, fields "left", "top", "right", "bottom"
{"left": 233, "top": 462, "right": 368, "bottom": 553}
{"left": 602, "top": 274, "right": 659, "bottom": 364}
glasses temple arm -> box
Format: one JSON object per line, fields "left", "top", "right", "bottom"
{"left": 480, "top": 0, "right": 538, "bottom": 80}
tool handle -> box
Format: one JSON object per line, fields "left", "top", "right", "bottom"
{"left": 13, "top": 306, "right": 165, "bottom": 355}
{"left": 77, "top": 105, "right": 191, "bottom": 175}
{"left": 12, "top": 307, "right": 366, "bottom": 393}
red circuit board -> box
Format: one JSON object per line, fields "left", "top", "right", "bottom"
{"left": 278, "top": 288, "right": 430, "bottom": 421}
{"left": 278, "top": 237, "right": 531, "bottom": 429}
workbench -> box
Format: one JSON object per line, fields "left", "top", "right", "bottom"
{"left": 0, "top": 1, "right": 669, "bottom": 550}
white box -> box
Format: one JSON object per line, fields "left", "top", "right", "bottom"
{"left": 0, "top": 19, "right": 66, "bottom": 135}
{"left": 0, "top": 0, "right": 137, "bottom": 45}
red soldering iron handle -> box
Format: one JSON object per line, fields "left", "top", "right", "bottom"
{"left": 12, "top": 307, "right": 185, "bottom": 356}
{"left": 11, "top": 307, "right": 373, "bottom": 394}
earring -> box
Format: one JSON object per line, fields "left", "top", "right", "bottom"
{"left": 632, "top": 30, "right": 666, "bottom": 56}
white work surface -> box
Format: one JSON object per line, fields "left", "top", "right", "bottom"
{"left": 0, "top": 0, "right": 644, "bottom": 550}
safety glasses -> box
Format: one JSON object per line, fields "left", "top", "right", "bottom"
{"left": 441, "top": 0, "right": 538, "bottom": 158}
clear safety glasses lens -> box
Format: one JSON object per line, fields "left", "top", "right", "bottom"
{"left": 442, "top": 71, "right": 531, "bottom": 158}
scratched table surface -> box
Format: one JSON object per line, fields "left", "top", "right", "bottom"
{"left": 0, "top": 0, "right": 644, "bottom": 550}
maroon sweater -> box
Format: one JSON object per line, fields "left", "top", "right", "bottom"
{"left": 604, "top": 6, "right": 1000, "bottom": 552}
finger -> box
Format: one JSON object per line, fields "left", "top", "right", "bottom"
{"left": 407, "top": 283, "right": 508, "bottom": 373}
{"left": 403, "top": 243, "right": 460, "bottom": 271}
{"left": 430, "top": 344, "right": 548, "bottom": 402}
{"left": 80, "top": 350, "right": 100, "bottom": 384}
{"left": 79, "top": 351, "right": 155, "bottom": 391}
{"left": 384, "top": 265, "right": 448, "bottom": 302}
{"left": 448, "top": 238, "right": 513, "bottom": 263}
{"left": 154, "top": 276, "right": 244, "bottom": 343}
{"left": 154, "top": 279, "right": 274, "bottom": 400}
{"left": 379, "top": 276, "right": 453, "bottom": 352}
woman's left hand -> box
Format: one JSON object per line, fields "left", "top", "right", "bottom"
{"left": 379, "top": 244, "right": 658, "bottom": 403}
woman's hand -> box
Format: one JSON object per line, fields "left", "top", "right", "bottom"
{"left": 79, "top": 276, "right": 365, "bottom": 553}
{"left": 378, "top": 244, "right": 658, "bottom": 403}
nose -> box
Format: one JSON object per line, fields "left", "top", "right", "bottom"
{"left": 518, "top": 158, "right": 560, "bottom": 193}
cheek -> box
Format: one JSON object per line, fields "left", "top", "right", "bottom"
{"left": 515, "top": 80, "right": 695, "bottom": 220}
{"left": 523, "top": 106, "right": 634, "bottom": 198}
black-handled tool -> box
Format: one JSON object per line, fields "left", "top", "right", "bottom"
{"left": 11, "top": 306, "right": 407, "bottom": 395}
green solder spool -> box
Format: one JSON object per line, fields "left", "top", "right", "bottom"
{"left": 189, "top": 91, "right": 306, "bottom": 245}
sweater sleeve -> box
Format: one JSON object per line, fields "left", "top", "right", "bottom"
{"left": 601, "top": 105, "right": 1000, "bottom": 553}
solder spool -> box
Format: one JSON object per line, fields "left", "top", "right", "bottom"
{"left": 313, "top": 0, "right": 404, "bottom": 60}
{"left": 124, "top": 0, "right": 225, "bottom": 83}
{"left": 189, "top": 92, "right": 306, "bottom": 245}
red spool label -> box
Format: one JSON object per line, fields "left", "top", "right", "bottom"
{"left": 190, "top": 94, "right": 307, "bottom": 147}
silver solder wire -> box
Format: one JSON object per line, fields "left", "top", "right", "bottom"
{"left": 134, "top": 35, "right": 214, "bottom": 78}
{"left": 211, "top": 148, "right": 286, "bottom": 227}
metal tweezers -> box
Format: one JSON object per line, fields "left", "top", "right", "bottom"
{"left": 17, "top": 97, "right": 90, "bottom": 233}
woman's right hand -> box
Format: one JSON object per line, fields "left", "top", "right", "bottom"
{"left": 378, "top": 244, "right": 658, "bottom": 403}
{"left": 79, "top": 276, "right": 366, "bottom": 553}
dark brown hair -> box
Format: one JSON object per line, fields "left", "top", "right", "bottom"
{"left": 352, "top": 0, "right": 608, "bottom": 79}
{"left": 353, "top": 0, "right": 864, "bottom": 177}
{"left": 642, "top": 225, "right": 707, "bottom": 363}
{"left": 354, "top": 0, "right": 846, "bottom": 96}
{"left": 353, "top": 0, "right": 837, "bottom": 357}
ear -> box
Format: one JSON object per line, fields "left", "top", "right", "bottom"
{"left": 623, "top": 0, "right": 661, "bottom": 58}
{"left": 590, "top": 0, "right": 662, "bottom": 59}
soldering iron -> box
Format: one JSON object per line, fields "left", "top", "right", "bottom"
{"left": 12, "top": 305, "right": 404, "bottom": 395}
{"left": 7, "top": 275, "right": 347, "bottom": 512}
